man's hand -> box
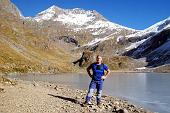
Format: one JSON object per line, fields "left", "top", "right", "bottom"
{"left": 101, "top": 76, "right": 107, "bottom": 80}
{"left": 101, "top": 69, "right": 110, "bottom": 80}
{"left": 89, "top": 74, "right": 93, "bottom": 78}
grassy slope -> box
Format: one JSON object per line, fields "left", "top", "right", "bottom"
{"left": 0, "top": 9, "right": 77, "bottom": 73}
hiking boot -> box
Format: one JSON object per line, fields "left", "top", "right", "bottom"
{"left": 82, "top": 101, "right": 92, "bottom": 107}
{"left": 97, "top": 102, "right": 102, "bottom": 108}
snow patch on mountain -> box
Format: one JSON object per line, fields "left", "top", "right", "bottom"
{"left": 35, "top": 13, "right": 55, "bottom": 22}
{"left": 55, "top": 13, "right": 95, "bottom": 26}
{"left": 125, "top": 39, "right": 147, "bottom": 51}
{"left": 86, "top": 20, "right": 133, "bottom": 30}
{"left": 86, "top": 20, "right": 117, "bottom": 29}
{"left": 82, "top": 33, "right": 115, "bottom": 47}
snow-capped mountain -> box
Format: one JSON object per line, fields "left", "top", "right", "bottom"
{"left": 123, "top": 17, "right": 170, "bottom": 67}
{"left": 33, "top": 5, "right": 136, "bottom": 38}
{"left": 125, "top": 17, "right": 170, "bottom": 51}
{"left": 2, "top": 0, "right": 170, "bottom": 70}
{"left": 124, "top": 28, "right": 170, "bottom": 67}
{"left": 127, "top": 17, "right": 170, "bottom": 38}
{"left": 77, "top": 16, "right": 170, "bottom": 59}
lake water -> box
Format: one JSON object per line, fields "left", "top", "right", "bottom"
{"left": 7, "top": 73, "right": 170, "bottom": 113}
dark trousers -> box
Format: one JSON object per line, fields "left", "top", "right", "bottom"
{"left": 85, "top": 80, "right": 103, "bottom": 103}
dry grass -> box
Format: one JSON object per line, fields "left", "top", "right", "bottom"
{"left": 0, "top": 9, "right": 77, "bottom": 73}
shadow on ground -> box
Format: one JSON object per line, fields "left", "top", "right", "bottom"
{"left": 48, "top": 94, "right": 82, "bottom": 105}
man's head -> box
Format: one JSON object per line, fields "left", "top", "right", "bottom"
{"left": 96, "top": 55, "right": 102, "bottom": 64}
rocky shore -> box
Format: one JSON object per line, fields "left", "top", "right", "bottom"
{"left": 0, "top": 76, "right": 154, "bottom": 113}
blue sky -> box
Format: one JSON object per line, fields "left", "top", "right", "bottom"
{"left": 12, "top": 0, "right": 170, "bottom": 30}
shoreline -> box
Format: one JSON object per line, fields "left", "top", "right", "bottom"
{"left": 1, "top": 70, "right": 169, "bottom": 77}
{"left": 0, "top": 77, "right": 154, "bottom": 113}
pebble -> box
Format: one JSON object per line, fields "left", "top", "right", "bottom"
{"left": 0, "top": 79, "right": 154, "bottom": 113}
{"left": 0, "top": 88, "right": 5, "bottom": 92}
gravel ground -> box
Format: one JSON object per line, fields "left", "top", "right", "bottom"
{"left": 0, "top": 78, "right": 154, "bottom": 113}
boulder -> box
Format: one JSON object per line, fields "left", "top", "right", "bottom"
{"left": 73, "top": 51, "right": 94, "bottom": 67}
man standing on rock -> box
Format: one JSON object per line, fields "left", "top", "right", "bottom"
{"left": 83, "top": 55, "right": 110, "bottom": 107}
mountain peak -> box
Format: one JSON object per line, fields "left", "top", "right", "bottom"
{"left": 50, "top": 5, "right": 62, "bottom": 9}
{"left": 33, "top": 5, "right": 136, "bottom": 37}
{"left": 34, "top": 5, "right": 64, "bottom": 22}
{"left": 38, "top": 5, "right": 62, "bottom": 15}
{"left": 47, "top": 5, "right": 62, "bottom": 11}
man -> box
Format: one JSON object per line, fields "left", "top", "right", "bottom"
{"left": 83, "top": 55, "right": 110, "bottom": 107}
